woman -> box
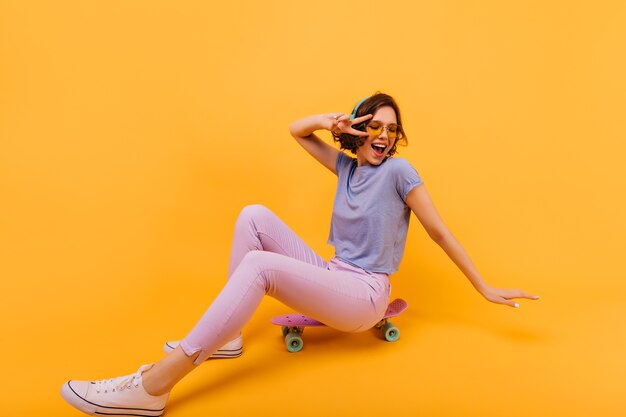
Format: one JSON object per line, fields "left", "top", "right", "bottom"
{"left": 61, "top": 92, "right": 539, "bottom": 416}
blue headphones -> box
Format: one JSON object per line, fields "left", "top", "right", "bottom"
{"left": 349, "top": 97, "right": 370, "bottom": 120}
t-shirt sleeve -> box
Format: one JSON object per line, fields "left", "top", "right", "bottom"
{"left": 394, "top": 158, "right": 424, "bottom": 201}
{"left": 335, "top": 151, "right": 354, "bottom": 176}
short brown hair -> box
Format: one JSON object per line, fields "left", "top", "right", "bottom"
{"left": 332, "top": 92, "right": 408, "bottom": 156}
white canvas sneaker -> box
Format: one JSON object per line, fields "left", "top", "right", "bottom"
{"left": 164, "top": 334, "right": 243, "bottom": 359}
{"left": 60, "top": 364, "right": 168, "bottom": 417}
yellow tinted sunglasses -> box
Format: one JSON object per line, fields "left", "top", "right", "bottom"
{"left": 366, "top": 121, "right": 403, "bottom": 139}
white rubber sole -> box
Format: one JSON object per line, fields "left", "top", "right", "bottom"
{"left": 61, "top": 381, "right": 165, "bottom": 417}
{"left": 164, "top": 335, "right": 243, "bottom": 360}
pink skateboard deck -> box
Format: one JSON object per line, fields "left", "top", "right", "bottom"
{"left": 272, "top": 298, "right": 408, "bottom": 352}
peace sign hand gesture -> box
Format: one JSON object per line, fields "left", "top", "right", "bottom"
{"left": 325, "top": 113, "right": 373, "bottom": 136}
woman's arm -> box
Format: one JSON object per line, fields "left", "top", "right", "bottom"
{"left": 289, "top": 113, "right": 372, "bottom": 174}
{"left": 405, "top": 185, "right": 539, "bottom": 308}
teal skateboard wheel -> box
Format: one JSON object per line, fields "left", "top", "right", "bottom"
{"left": 382, "top": 322, "right": 400, "bottom": 342}
{"left": 285, "top": 332, "right": 303, "bottom": 352}
{"left": 282, "top": 326, "right": 290, "bottom": 337}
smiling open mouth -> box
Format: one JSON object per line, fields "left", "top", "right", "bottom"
{"left": 371, "top": 143, "right": 386, "bottom": 157}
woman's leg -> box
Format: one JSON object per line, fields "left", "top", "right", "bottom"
{"left": 227, "top": 204, "right": 328, "bottom": 277}
{"left": 143, "top": 204, "right": 335, "bottom": 394}
{"left": 163, "top": 204, "right": 324, "bottom": 355}
{"left": 143, "top": 250, "right": 389, "bottom": 395}
{"left": 61, "top": 205, "right": 389, "bottom": 412}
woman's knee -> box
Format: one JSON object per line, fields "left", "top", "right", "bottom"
{"left": 239, "top": 249, "right": 283, "bottom": 270}
{"left": 233, "top": 250, "right": 276, "bottom": 290}
{"left": 237, "top": 204, "right": 273, "bottom": 225}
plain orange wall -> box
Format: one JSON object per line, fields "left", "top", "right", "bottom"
{"left": 1, "top": 1, "right": 625, "bottom": 416}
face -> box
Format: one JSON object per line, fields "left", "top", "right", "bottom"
{"left": 355, "top": 105, "right": 398, "bottom": 167}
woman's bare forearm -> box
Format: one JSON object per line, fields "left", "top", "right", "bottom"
{"left": 434, "top": 231, "right": 488, "bottom": 293}
{"left": 289, "top": 114, "right": 328, "bottom": 139}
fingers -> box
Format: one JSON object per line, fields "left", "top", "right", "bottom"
{"left": 521, "top": 292, "right": 541, "bottom": 300}
{"left": 503, "top": 289, "right": 541, "bottom": 301}
{"left": 484, "top": 292, "right": 518, "bottom": 308}
{"left": 331, "top": 113, "right": 372, "bottom": 124}
{"left": 517, "top": 294, "right": 540, "bottom": 300}
{"left": 486, "top": 288, "right": 540, "bottom": 308}
{"left": 332, "top": 113, "right": 369, "bottom": 136}
{"left": 351, "top": 113, "right": 373, "bottom": 124}
{"left": 331, "top": 113, "right": 371, "bottom": 136}
{"left": 499, "top": 293, "right": 540, "bottom": 308}
{"left": 501, "top": 299, "right": 520, "bottom": 308}
{"left": 329, "top": 113, "right": 346, "bottom": 134}
{"left": 491, "top": 295, "right": 521, "bottom": 308}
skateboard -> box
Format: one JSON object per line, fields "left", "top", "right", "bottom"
{"left": 271, "top": 298, "right": 408, "bottom": 352}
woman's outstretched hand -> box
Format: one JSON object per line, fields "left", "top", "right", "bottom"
{"left": 324, "top": 113, "right": 372, "bottom": 136}
{"left": 480, "top": 286, "right": 540, "bottom": 308}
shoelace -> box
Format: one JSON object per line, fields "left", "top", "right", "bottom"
{"left": 93, "top": 370, "right": 141, "bottom": 394}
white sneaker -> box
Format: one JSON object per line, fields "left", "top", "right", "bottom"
{"left": 60, "top": 364, "right": 168, "bottom": 417}
{"left": 164, "top": 334, "right": 243, "bottom": 359}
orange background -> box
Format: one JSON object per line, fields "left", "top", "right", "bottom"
{"left": 1, "top": 1, "right": 625, "bottom": 416}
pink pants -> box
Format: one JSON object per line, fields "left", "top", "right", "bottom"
{"left": 180, "top": 205, "right": 391, "bottom": 364}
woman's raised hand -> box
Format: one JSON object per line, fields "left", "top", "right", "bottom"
{"left": 325, "top": 113, "right": 372, "bottom": 136}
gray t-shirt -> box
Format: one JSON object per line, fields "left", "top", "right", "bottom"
{"left": 328, "top": 152, "right": 423, "bottom": 274}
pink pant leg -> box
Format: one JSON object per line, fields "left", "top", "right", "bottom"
{"left": 180, "top": 205, "right": 390, "bottom": 364}
{"left": 227, "top": 204, "right": 327, "bottom": 277}
{"left": 181, "top": 252, "right": 390, "bottom": 364}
